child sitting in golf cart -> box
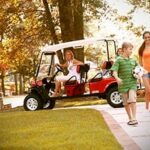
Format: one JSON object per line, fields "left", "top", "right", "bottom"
{"left": 52, "top": 49, "right": 83, "bottom": 97}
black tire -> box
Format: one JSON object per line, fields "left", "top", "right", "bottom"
{"left": 106, "top": 86, "right": 123, "bottom": 108}
{"left": 24, "top": 94, "right": 43, "bottom": 111}
{"left": 43, "top": 99, "right": 56, "bottom": 109}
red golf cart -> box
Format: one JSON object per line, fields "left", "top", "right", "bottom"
{"left": 24, "top": 38, "right": 123, "bottom": 111}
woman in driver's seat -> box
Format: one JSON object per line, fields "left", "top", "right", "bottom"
{"left": 52, "top": 49, "right": 83, "bottom": 97}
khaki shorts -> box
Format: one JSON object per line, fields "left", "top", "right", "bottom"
{"left": 121, "top": 89, "right": 137, "bottom": 106}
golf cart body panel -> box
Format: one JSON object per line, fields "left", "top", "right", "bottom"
{"left": 89, "top": 77, "right": 117, "bottom": 94}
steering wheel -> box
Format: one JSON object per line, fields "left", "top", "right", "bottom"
{"left": 56, "top": 64, "right": 63, "bottom": 72}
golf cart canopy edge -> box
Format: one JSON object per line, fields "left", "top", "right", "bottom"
{"left": 42, "top": 38, "right": 116, "bottom": 52}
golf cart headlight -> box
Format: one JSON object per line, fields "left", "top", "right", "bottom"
{"left": 29, "top": 78, "right": 36, "bottom": 87}
{"left": 29, "top": 78, "right": 43, "bottom": 87}
{"left": 36, "top": 80, "right": 43, "bottom": 86}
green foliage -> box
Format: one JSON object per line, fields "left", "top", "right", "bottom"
{"left": 128, "top": 0, "right": 150, "bottom": 10}
{"left": 0, "top": 0, "right": 105, "bottom": 76}
{"left": 0, "top": 0, "right": 49, "bottom": 77}
{"left": 83, "top": 0, "right": 103, "bottom": 21}
{"left": 0, "top": 109, "right": 122, "bottom": 150}
{"left": 102, "top": 1, "right": 147, "bottom": 38}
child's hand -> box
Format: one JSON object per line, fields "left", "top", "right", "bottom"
{"left": 116, "top": 78, "right": 123, "bottom": 85}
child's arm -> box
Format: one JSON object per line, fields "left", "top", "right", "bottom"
{"left": 113, "top": 71, "right": 123, "bottom": 85}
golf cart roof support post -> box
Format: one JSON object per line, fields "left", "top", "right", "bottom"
{"left": 107, "top": 40, "right": 117, "bottom": 55}
{"left": 35, "top": 52, "right": 44, "bottom": 78}
{"left": 113, "top": 40, "right": 117, "bottom": 54}
{"left": 105, "top": 40, "right": 109, "bottom": 61}
{"left": 48, "top": 54, "right": 54, "bottom": 76}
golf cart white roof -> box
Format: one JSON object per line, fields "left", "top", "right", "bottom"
{"left": 42, "top": 38, "right": 114, "bottom": 52}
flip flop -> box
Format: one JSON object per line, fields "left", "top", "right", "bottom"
{"left": 127, "top": 120, "right": 138, "bottom": 125}
{"left": 132, "top": 120, "right": 138, "bottom": 125}
{"left": 127, "top": 121, "right": 133, "bottom": 125}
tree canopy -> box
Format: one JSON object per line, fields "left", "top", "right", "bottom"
{"left": 0, "top": 0, "right": 150, "bottom": 95}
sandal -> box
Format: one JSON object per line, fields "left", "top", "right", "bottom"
{"left": 132, "top": 120, "right": 138, "bottom": 125}
{"left": 127, "top": 120, "right": 138, "bottom": 125}
{"left": 127, "top": 121, "right": 133, "bottom": 125}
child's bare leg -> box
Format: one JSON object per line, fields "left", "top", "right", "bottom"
{"left": 128, "top": 90, "right": 138, "bottom": 124}
{"left": 122, "top": 93, "right": 132, "bottom": 121}
{"left": 130, "top": 102, "right": 136, "bottom": 120}
{"left": 124, "top": 104, "right": 132, "bottom": 121}
{"left": 142, "top": 77, "right": 150, "bottom": 110}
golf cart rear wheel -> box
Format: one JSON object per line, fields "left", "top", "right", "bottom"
{"left": 43, "top": 99, "right": 56, "bottom": 109}
{"left": 106, "top": 86, "right": 123, "bottom": 108}
{"left": 24, "top": 94, "right": 43, "bottom": 111}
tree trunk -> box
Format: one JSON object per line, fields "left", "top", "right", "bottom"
{"left": 42, "top": 0, "right": 64, "bottom": 64}
{"left": 43, "top": 0, "right": 84, "bottom": 63}
{"left": 1, "top": 71, "right": 5, "bottom": 96}
{"left": 23, "top": 75, "right": 25, "bottom": 93}
{"left": 42, "top": 0, "right": 59, "bottom": 44}
{"left": 19, "top": 74, "right": 23, "bottom": 95}
{"left": 58, "top": 0, "right": 75, "bottom": 42}
{"left": 73, "top": 0, "right": 84, "bottom": 40}
{"left": 14, "top": 73, "right": 18, "bottom": 95}
{"left": 58, "top": 0, "right": 84, "bottom": 62}
{"left": 73, "top": 0, "right": 84, "bottom": 62}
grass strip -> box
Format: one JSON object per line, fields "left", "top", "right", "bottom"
{"left": 0, "top": 109, "right": 122, "bottom": 150}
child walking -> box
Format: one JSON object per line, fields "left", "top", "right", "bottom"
{"left": 111, "top": 42, "right": 138, "bottom": 125}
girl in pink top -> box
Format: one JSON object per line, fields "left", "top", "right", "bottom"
{"left": 138, "top": 31, "right": 150, "bottom": 111}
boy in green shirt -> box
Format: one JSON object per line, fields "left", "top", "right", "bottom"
{"left": 111, "top": 42, "right": 138, "bottom": 125}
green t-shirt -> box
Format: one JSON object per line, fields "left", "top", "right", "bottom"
{"left": 110, "top": 56, "right": 138, "bottom": 93}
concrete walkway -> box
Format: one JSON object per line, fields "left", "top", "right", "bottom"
{"left": 83, "top": 103, "right": 150, "bottom": 150}
{"left": 2, "top": 96, "right": 150, "bottom": 150}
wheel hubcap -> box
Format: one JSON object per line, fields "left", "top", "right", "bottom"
{"left": 110, "top": 91, "right": 122, "bottom": 104}
{"left": 27, "top": 98, "right": 38, "bottom": 110}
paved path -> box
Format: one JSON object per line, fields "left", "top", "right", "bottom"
{"left": 95, "top": 104, "right": 150, "bottom": 150}
{"left": 3, "top": 95, "right": 25, "bottom": 108}
{"left": 2, "top": 96, "right": 150, "bottom": 150}
{"left": 78, "top": 103, "right": 150, "bottom": 150}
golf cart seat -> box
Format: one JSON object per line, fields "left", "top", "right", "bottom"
{"left": 64, "top": 75, "right": 85, "bottom": 96}
{"left": 64, "top": 64, "right": 90, "bottom": 85}
{"left": 64, "top": 64, "right": 90, "bottom": 96}
{"left": 76, "top": 64, "right": 90, "bottom": 82}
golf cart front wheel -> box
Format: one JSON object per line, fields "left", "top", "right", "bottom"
{"left": 106, "top": 87, "right": 123, "bottom": 108}
{"left": 43, "top": 99, "right": 56, "bottom": 109}
{"left": 24, "top": 94, "right": 43, "bottom": 111}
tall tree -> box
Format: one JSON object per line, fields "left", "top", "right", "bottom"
{"left": 42, "top": 0, "right": 59, "bottom": 44}
{"left": 0, "top": 0, "right": 104, "bottom": 95}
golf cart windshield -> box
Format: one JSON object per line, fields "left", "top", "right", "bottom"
{"left": 36, "top": 52, "right": 55, "bottom": 78}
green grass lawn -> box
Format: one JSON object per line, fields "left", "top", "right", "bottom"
{"left": 0, "top": 109, "right": 122, "bottom": 150}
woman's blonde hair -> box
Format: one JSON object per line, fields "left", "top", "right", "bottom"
{"left": 65, "top": 50, "right": 74, "bottom": 60}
